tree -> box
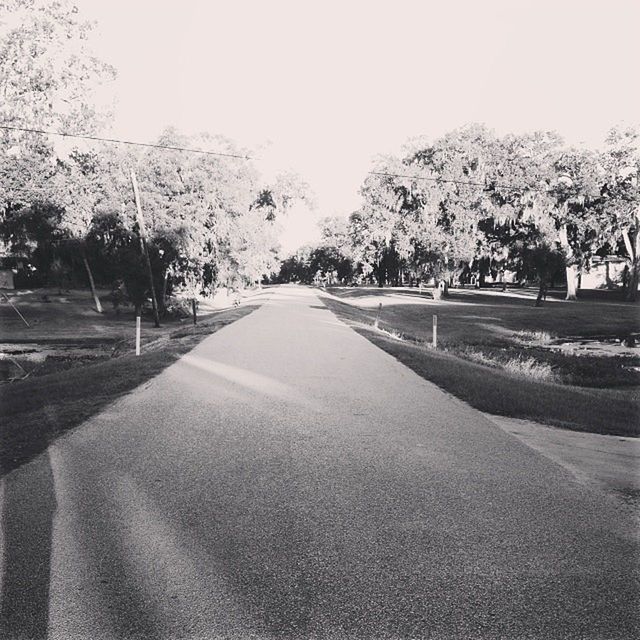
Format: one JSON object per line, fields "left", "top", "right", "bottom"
{"left": 253, "top": 171, "right": 314, "bottom": 222}
{"left": 482, "top": 131, "right": 568, "bottom": 302}
{"left": 312, "top": 217, "right": 355, "bottom": 283}
{"left": 275, "top": 245, "right": 314, "bottom": 283}
{"left": 599, "top": 126, "right": 640, "bottom": 301}
{"left": 548, "top": 148, "right": 603, "bottom": 300}
{"left": 111, "top": 128, "right": 263, "bottom": 302}
{"left": 402, "top": 125, "right": 499, "bottom": 292}
{"left": 52, "top": 150, "right": 112, "bottom": 311}
{"left": 350, "top": 156, "right": 409, "bottom": 287}
{"left": 1, "top": 0, "right": 116, "bottom": 300}
{"left": 0, "top": 0, "right": 115, "bottom": 140}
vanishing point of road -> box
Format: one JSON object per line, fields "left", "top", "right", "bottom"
{"left": 1, "top": 286, "right": 638, "bottom": 639}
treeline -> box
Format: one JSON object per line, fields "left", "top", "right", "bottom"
{"left": 0, "top": 0, "right": 311, "bottom": 314}
{"left": 1, "top": 129, "right": 311, "bottom": 312}
{"left": 278, "top": 124, "right": 639, "bottom": 303}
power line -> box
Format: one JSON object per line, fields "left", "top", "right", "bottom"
{"left": 0, "top": 124, "right": 254, "bottom": 160}
{"left": 368, "top": 171, "right": 546, "bottom": 192}
{"left": 1, "top": 123, "right": 548, "bottom": 193}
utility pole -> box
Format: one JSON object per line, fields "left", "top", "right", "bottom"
{"left": 130, "top": 169, "right": 160, "bottom": 328}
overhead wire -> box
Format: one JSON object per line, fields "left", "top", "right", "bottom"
{"left": 368, "top": 171, "right": 547, "bottom": 192}
{"left": 0, "top": 124, "right": 254, "bottom": 160}
{"left": 1, "top": 123, "right": 550, "bottom": 194}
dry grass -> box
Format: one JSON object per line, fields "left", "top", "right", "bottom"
{"left": 501, "top": 356, "right": 557, "bottom": 382}
{"left": 456, "top": 347, "right": 558, "bottom": 382}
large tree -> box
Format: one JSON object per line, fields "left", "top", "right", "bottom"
{"left": 350, "top": 156, "right": 410, "bottom": 286}
{"left": 402, "top": 124, "right": 498, "bottom": 291}
{"left": 1, "top": 0, "right": 116, "bottom": 298}
{"left": 548, "top": 148, "right": 603, "bottom": 300}
{"left": 0, "top": 0, "right": 115, "bottom": 139}
{"left": 599, "top": 126, "right": 640, "bottom": 300}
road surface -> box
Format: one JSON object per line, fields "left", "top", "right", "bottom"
{"left": 1, "top": 286, "right": 638, "bottom": 639}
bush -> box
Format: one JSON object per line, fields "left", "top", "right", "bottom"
{"left": 502, "top": 356, "right": 558, "bottom": 382}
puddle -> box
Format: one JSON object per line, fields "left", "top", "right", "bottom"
{"left": 543, "top": 334, "right": 640, "bottom": 357}
{"left": 0, "top": 341, "right": 117, "bottom": 382}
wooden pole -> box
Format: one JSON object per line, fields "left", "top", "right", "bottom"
{"left": 135, "top": 314, "right": 141, "bottom": 356}
{"left": 130, "top": 170, "right": 160, "bottom": 328}
{"left": 81, "top": 248, "right": 103, "bottom": 313}
{"left": 1, "top": 291, "right": 30, "bottom": 327}
{"left": 432, "top": 314, "right": 437, "bottom": 348}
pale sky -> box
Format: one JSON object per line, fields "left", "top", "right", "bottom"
{"left": 77, "top": 0, "right": 639, "bottom": 251}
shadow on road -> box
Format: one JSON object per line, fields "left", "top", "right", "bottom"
{"left": 0, "top": 450, "right": 56, "bottom": 639}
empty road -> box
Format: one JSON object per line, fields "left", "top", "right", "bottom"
{"left": 1, "top": 286, "right": 638, "bottom": 639}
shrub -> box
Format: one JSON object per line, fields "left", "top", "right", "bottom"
{"left": 503, "top": 356, "right": 558, "bottom": 382}
{"left": 457, "top": 347, "right": 558, "bottom": 382}
{"left": 514, "top": 330, "right": 555, "bottom": 345}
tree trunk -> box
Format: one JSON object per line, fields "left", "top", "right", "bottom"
{"left": 376, "top": 260, "right": 385, "bottom": 287}
{"left": 161, "top": 271, "right": 169, "bottom": 312}
{"left": 627, "top": 259, "right": 640, "bottom": 302}
{"left": 622, "top": 222, "right": 640, "bottom": 302}
{"left": 81, "top": 250, "right": 103, "bottom": 313}
{"left": 434, "top": 279, "right": 448, "bottom": 300}
{"left": 535, "top": 281, "right": 547, "bottom": 307}
{"left": 558, "top": 224, "right": 578, "bottom": 301}
{"left": 565, "top": 264, "right": 578, "bottom": 301}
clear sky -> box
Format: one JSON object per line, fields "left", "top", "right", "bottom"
{"left": 77, "top": 0, "right": 639, "bottom": 252}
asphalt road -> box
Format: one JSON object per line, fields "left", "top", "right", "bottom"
{"left": 1, "top": 285, "right": 638, "bottom": 639}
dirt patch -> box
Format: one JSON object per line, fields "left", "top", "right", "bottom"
{"left": 486, "top": 413, "right": 640, "bottom": 520}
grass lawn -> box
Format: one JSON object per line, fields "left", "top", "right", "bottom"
{"left": 0, "top": 300, "right": 260, "bottom": 478}
{"left": 322, "top": 287, "right": 640, "bottom": 437}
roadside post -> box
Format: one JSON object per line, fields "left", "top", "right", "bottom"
{"left": 136, "top": 309, "right": 140, "bottom": 356}
{"left": 433, "top": 314, "right": 437, "bottom": 348}
{"left": 374, "top": 302, "right": 382, "bottom": 329}
{"left": 135, "top": 313, "right": 141, "bottom": 356}
{"left": 130, "top": 169, "right": 161, "bottom": 328}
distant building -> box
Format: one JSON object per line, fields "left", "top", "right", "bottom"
{"left": 581, "top": 256, "right": 629, "bottom": 290}
{"left": 0, "top": 255, "right": 30, "bottom": 289}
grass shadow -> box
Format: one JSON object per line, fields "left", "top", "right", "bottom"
{"left": 0, "top": 304, "right": 260, "bottom": 479}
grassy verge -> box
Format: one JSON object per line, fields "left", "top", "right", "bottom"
{"left": 325, "top": 286, "right": 640, "bottom": 388}
{"left": 321, "top": 295, "right": 640, "bottom": 437}
{"left": 0, "top": 304, "right": 259, "bottom": 477}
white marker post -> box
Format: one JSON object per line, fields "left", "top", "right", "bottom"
{"left": 374, "top": 302, "right": 382, "bottom": 329}
{"left": 135, "top": 314, "right": 141, "bottom": 356}
{"left": 432, "top": 314, "right": 437, "bottom": 348}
